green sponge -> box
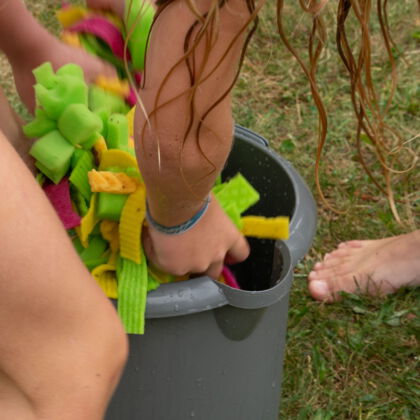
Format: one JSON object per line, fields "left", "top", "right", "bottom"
{"left": 58, "top": 103, "right": 103, "bottom": 145}
{"left": 106, "top": 114, "right": 129, "bottom": 149}
{"left": 117, "top": 255, "right": 148, "bottom": 334}
{"left": 125, "top": 1, "right": 155, "bottom": 70}
{"left": 33, "top": 62, "right": 56, "bottom": 89}
{"left": 89, "top": 85, "right": 129, "bottom": 114}
{"left": 35, "top": 75, "right": 88, "bottom": 120}
{"left": 35, "top": 160, "right": 70, "bottom": 185}
{"left": 70, "top": 148, "right": 87, "bottom": 169}
{"left": 94, "top": 108, "right": 110, "bottom": 137}
{"left": 30, "top": 130, "right": 74, "bottom": 172}
{"left": 69, "top": 149, "right": 94, "bottom": 201}
{"left": 214, "top": 173, "right": 260, "bottom": 214}
{"left": 80, "top": 131, "right": 101, "bottom": 150}
{"left": 23, "top": 109, "right": 56, "bottom": 139}
{"left": 97, "top": 193, "right": 128, "bottom": 221}
{"left": 223, "top": 202, "right": 242, "bottom": 229}
{"left": 56, "top": 63, "right": 84, "bottom": 80}
{"left": 80, "top": 235, "right": 109, "bottom": 270}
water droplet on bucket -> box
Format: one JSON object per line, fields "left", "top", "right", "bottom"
{"left": 190, "top": 411, "right": 196, "bottom": 417}
{"left": 177, "top": 289, "right": 185, "bottom": 297}
{"left": 174, "top": 304, "right": 180, "bottom": 312}
{"left": 271, "top": 381, "right": 276, "bottom": 388}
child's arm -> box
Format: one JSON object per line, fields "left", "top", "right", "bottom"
{"left": 0, "top": 131, "right": 128, "bottom": 419}
{"left": 0, "top": 0, "right": 117, "bottom": 112}
{"left": 135, "top": 0, "right": 252, "bottom": 278}
{"left": 86, "top": 0, "right": 126, "bottom": 18}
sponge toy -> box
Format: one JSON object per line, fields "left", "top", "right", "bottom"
{"left": 25, "top": 61, "right": 290, "bottom": 336}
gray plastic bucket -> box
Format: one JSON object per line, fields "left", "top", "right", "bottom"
{"left": 106, "top": 125, "right": 316, "bottom": 420}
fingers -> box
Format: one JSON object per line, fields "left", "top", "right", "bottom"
{"left": 226, "top": 233, "right": 250, "bottom": 265}
{"left": 97, "top": 60, "right": 118, "bottom": 79}
{"left": 141, "top": 211, "right": 250, "bottom": 280}
{"left": 204, "top": 261, "right": 224, "bottom": 280}
{"left": 83, "top": 55, "right": 118, "bottom": 83}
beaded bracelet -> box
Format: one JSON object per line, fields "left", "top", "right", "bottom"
{"left": 145, "top": 196, "right": 211, "bottom": 235}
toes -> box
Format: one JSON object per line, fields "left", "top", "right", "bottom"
{"left": 346, "top": 240, "right": 364, "bottom": 248}
{"left": 338, "top": 241, "right": 349, "bottom": 249}
{"left": 313, "top": 262, "right": 323, "bottom": 270}
{"left": 308, "top": 270, "right": 318, "bottom": 281}
{"left": 321, "top": 255, "right": 351, "bottom": 269}
{"left": 308, "top": 279, "right": 334, "bottom": 302}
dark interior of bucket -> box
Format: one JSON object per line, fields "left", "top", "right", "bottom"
{"left": 221, "top": 134, "right": 296, "bottom": 291}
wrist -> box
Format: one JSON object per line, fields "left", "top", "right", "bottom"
{"left": 146, "top": 193, "right": 211, "bottom": 227}
{"left": 146, "top": 195, "right": 211, "bottom": 235}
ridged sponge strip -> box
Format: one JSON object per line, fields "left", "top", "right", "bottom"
{"left": 119, "top": 186, "right": 146, "bottom": 264}
{"left": 117, "top": 255, "right": 148, "bottom": 334}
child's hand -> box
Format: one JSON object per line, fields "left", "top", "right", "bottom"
{"left": 142, "top": 195, "right": 250, "bottom": 280}
{"left": 10, "top": 32, "right": 117, "bottom": 114}
{"left": 86, "top": 0, "right": 126, "bottom": 19}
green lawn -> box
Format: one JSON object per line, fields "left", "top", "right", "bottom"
{"left": 2, "top": 1, "right": 419, "bottom": 418}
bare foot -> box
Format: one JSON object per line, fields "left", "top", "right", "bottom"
{"left": 308, "top": 230, "right": 420, "bottom": 302}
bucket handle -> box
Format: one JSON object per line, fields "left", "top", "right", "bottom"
{"left": 145, "top": 127, "right": 316, "bottom": 318}
{"left": 145, "top": 276, "right": 228, "bottom": 318}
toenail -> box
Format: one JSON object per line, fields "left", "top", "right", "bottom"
{"left": 312, "top": 280, "right": 329, "bottom": 294}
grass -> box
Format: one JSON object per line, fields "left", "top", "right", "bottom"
{"left": 1, "top": 1, "right": 419, "bottom": 419}
{"left": 234, "top": 2, "right": 419, "bottom": 419}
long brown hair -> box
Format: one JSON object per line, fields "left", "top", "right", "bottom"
{"left": 126, "top": 0, "right": 418, "bottom": 223}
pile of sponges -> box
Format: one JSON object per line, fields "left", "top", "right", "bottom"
{"left": 25, "top": 62, "right": 289, "bottom": 334}
{"left": 57, "top": 1, "right": 155, "bottom": 106}
{"left": 24, "top": 3, "right": 289, "bottom": 334}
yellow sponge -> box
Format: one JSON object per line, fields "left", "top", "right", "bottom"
{"left": 100, "top": 220, "right": 120, "bottom": 253}
{"left": 88, "top": 169, "right": 137, "bottom": 194}
{"left": 93, "top": 136, "right": 108, "bottom": 160}
{"left": 119, "top": 186, "right": 146, "bottom": 263}
{"left": 56, "top": 6, "right": 88, "bottom": 28}
{"left": 126, "top": 106, "right": 135, "bottom": 138}
{"left": 95, "top": 75, "right": 130, "bottom": 98}
{"left": 61, "top": 31, "right": 82, "bottom": 48}
{"left": 79, "top": 194, "right": 99, "bottom": 247}
{"left": 240, "top": 216, "right": 289, "bottom": 240}
{"left": 99, "top": 149, "right": 138, "bottom": 171}
{"left": 91, "top": 264, "right": 118, "bottom": 299}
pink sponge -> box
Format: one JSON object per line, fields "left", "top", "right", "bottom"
{"left": 222, "top": 266, "right": 241, "bottom": 289}
{"left": 68, "top": 17, "right": 128, "bottom": 60}
{"left": 44, "top": 178, "right": 81, "bottom": 229}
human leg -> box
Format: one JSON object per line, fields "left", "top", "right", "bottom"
{"left": 0, "top": 132, "right": 128, "bottom": 419}
{"left": 308, "top": 231, "right": 420, "bottom": 302}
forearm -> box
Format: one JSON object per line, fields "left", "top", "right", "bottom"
{"left": 0, "top": 0, "right": 50, "bottom": 61}
{"left": 0, "top": 132, "right": 127, "bottom": 419}
{"left": 86, "top": 0, "right": 125, "bottom": 18}
{"left": 134, "top": 0, "right": 251, "bottom": 226}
